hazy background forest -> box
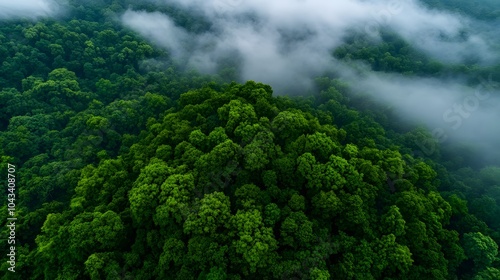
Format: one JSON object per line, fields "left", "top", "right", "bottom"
{"left": 0, "top": 0, "right": 500, "bottom": 279}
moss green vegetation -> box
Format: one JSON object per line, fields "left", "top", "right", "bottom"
{"left": 1, "top": 1, "right": 499, "bottom": 279}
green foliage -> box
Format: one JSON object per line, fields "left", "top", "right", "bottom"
{"left": 473, "top": 267, "right": 500, "bottom": 280}
{"left": 184, "top": 191, "right": 231, "bottom": 235}
{"left": 463, "top": 232, "right": 499, "bottom": 270}
{"left": 230, "top": 209, "right": 278, "bottom": 274}
{"left": 1, "top": 3, "right": 499, "bottom": 279}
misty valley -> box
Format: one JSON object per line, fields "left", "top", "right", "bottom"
{"left": 1, "top": 0, "right": 500, "bottom": 279}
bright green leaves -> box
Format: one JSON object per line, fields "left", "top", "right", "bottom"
{"left": 48, "top": 67, "right": 76, "bottom": 81}
{"left": 195, "top": 139, "right": 242, "bottom": 191}
{"left": 395, "top": 191, "right": 426, "bottom": 219}
{"left": 179, "top": 101, "right": 214, "bottom": 125}
{"left": 95, "top": 78, "right": 116, "bottom": 102}
{"left": 188, "top": 129, "right": 207, "bottom": 150}
{"left": 413, "top": 161, "right": 437, "bottom": 181}
{"left": 309, "top": 268, "right": 331, "bottom": 280}
{"left": 1, "top": 114, "right": 55, "bottom": 162}
{"left": 235, "top": 184, "right": 263, "bottom": 210}
{"left": 350, "top": 157, "right": 386, "bottom": 187}
{"left": 207, "top": 127, "right": 230, "bottom": 148}
{"left": 129, "top": 159, "right": 173, "bottom": 226}
{"left": 410, "top": 161, "right": 439, "bottom": 192}
{"left": 297, "top": 153, "right": 322, "bottom": 189}
{"left": 234, "top": 122, "right": 261, "bottom": 145}
{"left": 205, "top": 267, "right": 228, "bottom": 280}
{"left": 332, "top": 233, "right": 376, "bottom": 279}
{"left": 36, "top": 213, "right": 65, "bottom": 260}
{"left": 54, "top": 211, "right": 125, "bottom": 265}
{"left": 184, "top": 191, "right": 231, "bottom": 235}
{"left": 23, "top": 23, "right": 44, "bottom": 39}
{"left": 174, "top": 141, "right": 204, "bottom": 167}
{"left": 374, "top": 234, "right": 413, "bottom": 275}
{"left": 343, "top": 143, "right": 359, "bottom": 159}
{"left": 280, "top": 211, "right": 315, "bottom": 247}
{"left": 243, "top": 139, "right": 269, "bottom": 171}
{"left": 89, "top": 211, "right": 125, "bottom": 249}
{"left": 74, "top": 158, "right": 128, "bottom": 209}
{"left": 156, "top": 144, "right": 173, "bottom": 161}
{"left": 462, "top": 232, "right": 499, "bottom": 270}
{"left": 185, "top": 237, "right": 228, "bottom": 272}
{"left": 393, "top": 190, "right": 453, "bottom": 240}
{"left": 242, "top": 130, "right": 276, "bottom": 171}
{"left": 86, "top": 115, "right": 109, "bottom": 131}
{"left": 230, "top": 209, "right": 278, "bottom": 274}
{"left": 473, "top": 267, "right": 500, "bottom": 280}
{"left": 311, "top": 191, "right": 341, "bottom": 218}
{"left": 84, "top": 253, "right": 105, "bottom": 280}
{"left": 271, "top": 110, "right": 309, "bottom": 141}
{"left": 236, "top": 81, "right": 273, "bottom": 102}
{"left": 381, "top": 205, "right": 406, "bottom": 236}
{"left": 30, "top": 68, "right": 93, "bottom": 108}
{"left": 328, "top": 155, "right": 364, "bottom": 192}
{"left": 427, "top": 191, "right": 452, "bottom": 225}
{"left": 286, "top": 132, "right": 341, "bottom": 161}
{"left": 298, "top": 154, "right": 361, "bottom": 191}
{"left": 84, "top": 253, "right": 120, "bottom": 280}
{"left": 218, "top": 100, "right": 258, "bottom": 133}
{"left": 380, "top": 151, "right": 405, "bottom": 179}
{"left": 155, "top": 173, "right": 195, "bottom": 226}
{"left": 158, "top": 238, "right": 185, "bottom": 273}
{"left": 288, "top": 194, "right": 306, "bottom": 212}
{"left": 361, "top": 147, "right": 406, "bottom": 179}
{"left": 179, "top": 87, "right": 215, "bottom": 107}
{"left": 141, "top": 92, "right": 171, "bottom": 116}
{"left": 338, "top": 193, "right": 369, "bottom": 231}
{"left": 304, "top": 132, "right": 342, "bottom": 161}
{"left": 263, "top": 203, "right": 281, "bottom": 226}
{"left": 438, "top": 229, "right": 466, "bottom": 276}
{"left": 10, "top": 53, "right": 493, "bottom": 280}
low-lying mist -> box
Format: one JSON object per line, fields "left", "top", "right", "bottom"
{"left": 0, "top": 0, "right": 61, "bottom": 19}
{"left": 121, "top": 0, "right": 500, "bottom": 167}
{"left": 338, "top": 62, "right": 500, "bottom": 165}
{"left": 122, "top": 0, "right": 498, "bottom": 89}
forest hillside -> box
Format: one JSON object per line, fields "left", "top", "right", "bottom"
{"left": 1, "top": 0, "right": 499, "bottom": 279}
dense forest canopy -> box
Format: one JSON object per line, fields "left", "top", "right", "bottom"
{"left": 0, "top": 0, "right": 499, "bottom": 279}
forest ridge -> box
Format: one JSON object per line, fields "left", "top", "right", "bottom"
{"left": 0, "top": 0, "right": 500, "bottom": 280}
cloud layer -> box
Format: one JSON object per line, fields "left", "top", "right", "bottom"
{"left": 121, "top": 0, "right": 500, "bottom": 165}
{"left": 0, "top": 0, "right": 60, "bottom": 19}
{"left": 338, "top": 64, "right": 500, "bottom": 163}
{"left": 122, "top": 0, "right": 497, "bottom": 91}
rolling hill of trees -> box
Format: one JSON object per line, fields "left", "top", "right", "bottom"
{"left": 1, "top": 1, "right": 499, "bottom": 279}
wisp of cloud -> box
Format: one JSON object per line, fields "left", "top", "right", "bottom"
{"left": 122, "top": 0, "right": 496, "bottom": 91}
{"left": 0, "top": 0, "right": 60, "bottom": 20}
{"left": 121, "top": 0, "right": 500, "bottom": 165}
